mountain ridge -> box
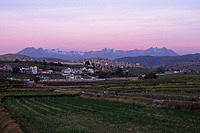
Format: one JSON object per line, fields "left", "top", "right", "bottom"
{"left": 17, "top": 47, "right": 178, "bottom": 60}
{"left": 1, "top": 53, "right": 200, "bottom": 69}
{"left": 115, "top": 53, "right": 200, "bottom": 68}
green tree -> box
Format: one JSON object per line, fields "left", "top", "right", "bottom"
{"left": 13, "top": 67, "right": 20, "bottom": 73}
{"left": 14, "top": 59, "right": 20, "bottom": 63}
{"left": 115, "top": 67, "right": 123, "bottom": 77}
{"left": 33, "top": 77, "right": 40, "bottom": 84}
{"left": 57, "top": 62, "right": 63, "bottom": 66}
{"left": 156, "top": 67, "right": 165, "bottom": 73}
{"left": 92, "top": 63, "right": 95, "bottom": 68}
{"left": 43, "top": 60, "right": 47, "bottom": 65}
{"left": 145, "top": 72, "right": 157, "bottom": 79}
{"left": 85, "top": 61, "right": 90, "bottom": 66}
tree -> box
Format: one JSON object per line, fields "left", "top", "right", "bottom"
{"left": 145, "top": 72, "right": 157, "bottom": 79}
{"left": 14, "top": 59, "right": 20, "bottom": 63}
{"left": 13, "top": 67, "right": 20, "bottom": 73}
{"left": 156, "top": 67, "right": 165, "bottom": 73}
{"left": 34, "top": 61, "right": 38, "bottom": 64}
{"left": 92, "top": 63, "right": 95, "bottom": 68}
{"left": 115, "top": 67, "right": 123, "bottom": 77}
{"left": 57, "top": 62, "right": 63, "bottom": 66}
{"left": 33, "top": 76, "right": 40, "bottom": 84}
{"left": 97, "top": 71, "right": 111, "bottom": 78}
{"left": 43, "top": 60, "right": 47, "bottom": 65}
{"left": 85, "top": 61, "right": 90, "bottom": 66}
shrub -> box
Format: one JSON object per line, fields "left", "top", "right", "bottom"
{"left": 145, "top": 72, "right": 157, "bottom": 79}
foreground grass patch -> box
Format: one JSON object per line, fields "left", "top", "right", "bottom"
{"left": 3, "top": 97, "right": 200, "bottom": 133}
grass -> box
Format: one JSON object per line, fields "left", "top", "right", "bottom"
{"left": 0, "top": 90, "right": 58, "bottom": 97}
{"left": 1, "top": 74, "right": 200, "bottom": 133}
{"left": 58, "top": 128, "right": 90, "bottom": 133}
{"left": 3, "top": 97, "right": 200, "bottom": 133}
{"left": 42, "top": 74, "right": 200, "bottom": 95}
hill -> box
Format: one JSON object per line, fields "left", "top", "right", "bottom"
{"left": 17, "top": 47, "right": 178, "bottom": 60}
{"left": 0, "top": 54, "right": 67, "bottom": 63}
{"left": 165, "top": 61, "right": 200, "bottom": 73}
{"left": 115, "top": 53, "right": 200, "bottom": 68}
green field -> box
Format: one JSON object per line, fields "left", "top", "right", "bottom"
{"left": 3, "top": 97, "right": 200, "bottom": 133}
{"left": 1, "top": 74, "right": 200, "bottom": 133}
{"left": 43, "top": 75, "right": 200, "bottom": 95}
{"left": 0, "top": 91, "right": 58, "bottom": 97}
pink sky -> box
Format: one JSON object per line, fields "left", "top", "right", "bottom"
{"left": 0, "top": 0, "right": 200, "bottom": 55}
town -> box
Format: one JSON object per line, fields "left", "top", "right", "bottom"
{"left": 1, "top": 57, "right": 195, "bottom": 86}
{"left": 0, "top": 58, "right": 143, "bottom": 84}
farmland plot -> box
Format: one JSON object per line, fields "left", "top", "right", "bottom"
{"left": 3, "top": 97, "right": 200, "bottom": 133}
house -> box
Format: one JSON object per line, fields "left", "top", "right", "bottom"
{"left": 135, "top": 63, "right": 141, "bottom": 67}
{"left": 62, "top": 67, "right": 82, "bottom": 80}
{"left": 62, "top": 68, "right": 74, "bottom": 79}
{"left": 82, "top": 67, "right": 87, "bottom": 72}
{"left": 62, "top": 68, "right": 73, "bottom": 76}
{"left": 42, "top": 70, "right": 54, "bottom": 74}
{"left": 30, "top": 66, "right": 38, "bottom": 74}
{"left": 88, "top": 69, "right": 95, "bottom": 74}
{"left": 20, "top": 67, "right": 30, "bottom": 73}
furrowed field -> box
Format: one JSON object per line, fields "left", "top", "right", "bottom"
{"left": 1, "top": 74, "right": 200, "bottom": 133}
{"left": 3, "top": 97, "right": 200, "bottom": 133}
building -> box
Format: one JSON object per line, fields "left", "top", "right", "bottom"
{"left": 135, "top": 63, "right": 141, "bottom": 67}
{"left": 62, "top": 68, "right": 73, "bottom": 75}
{"left": 42, "top": 70, "right": 54, "bottom": 74}
{"left": 62, "top": 67, "right": 82, "bottom": 80}
{"left": 20, "top": 67, "right": 30, "bottom": 73}
{"left": 88, "top": 69, "right": 95, "bottom": 74}
{"left": 30, "top": 66, "right": 38, "bottom": 74}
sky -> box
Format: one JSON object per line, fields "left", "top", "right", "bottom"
{"left": 0, "top": 0, "right": 200, "bottom": 55}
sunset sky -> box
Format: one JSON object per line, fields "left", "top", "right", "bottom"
{"left": 0, "top": 0, "right": 200, "bottom": 55}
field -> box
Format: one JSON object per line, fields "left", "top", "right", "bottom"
{"left": 1, "top": 74, "right": 200, "bottom": 133}
{"left": 43, "top": 74, "right": 200, "bottom": 100}
{"left": 3, "top": 96, "right": 200, "bottom": 133}
{"left": 0, "top": 91, "right": 57, "bottom": 97}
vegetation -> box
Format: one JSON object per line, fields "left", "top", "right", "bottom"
{"left": 42, "top": 74, "right": 200, "bottom": 95}
{"left": 144, "top": 72, "right": 157, "bottom": 79}
{"left": 96, "top": 67, "right": 150, "bottom": 78}
{"left": 13, "top": 66, "right": 20, "bottom": 73}
{"left": 1, "top": 74, "right": 200, "bottom": 133}
{"left": 0, "top": 90, "right": 58, "bottom": 97}
{"left": 3, "top": 97, "right": 200, "bottom": 133}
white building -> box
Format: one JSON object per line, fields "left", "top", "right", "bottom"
{"left": 30, "top": 66, "right": 38, "bottom": 74}
{"left": 88, "top": 69, "right": 95, "bottom": 74}
{"left": 42, "top": 70, "right": 54, "bottom": 74}
{"left": 62, "top": 68, "right": 73, "bottom": 75}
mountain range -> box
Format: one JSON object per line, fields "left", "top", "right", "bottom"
{"left": 115, "top": 54, "right": 200, "bottom": 68}
{"left": 17, "top": 47, "right": 178, "bottom": 60}
{"left": 1, "top": 49, "right": 200, "bottom": 68}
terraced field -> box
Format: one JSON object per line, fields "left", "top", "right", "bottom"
{"left": 0, "top": 90, "right": 58, "bottom": 97}
{"left": 43, "top": 75, "right": 200, "bottom": 97}
{"left": 3, "top": 97, "right": 200, "bottom": 133}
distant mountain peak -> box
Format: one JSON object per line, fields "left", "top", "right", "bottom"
{"left": 17, "top": 47, "right": 178, "bottom": 60}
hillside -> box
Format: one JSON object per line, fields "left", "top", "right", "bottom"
{"left": 165, "top": 61, "right": 200, "bottom": 73}
{"left": 17, "top": 47, "right": 178, "bottom": 60}
{"left": 115, "top": 53, "right": 200, "bottom": 68}
{"left": 0, "top": 54, "right": 67, "bottom": 62}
